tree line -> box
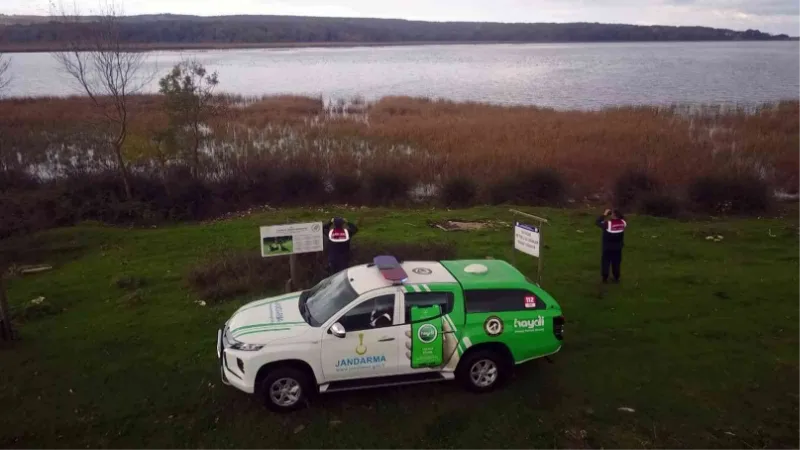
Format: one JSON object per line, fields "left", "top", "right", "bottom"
{"left": 0, "top": 15, "right": 793, "bottom": 48}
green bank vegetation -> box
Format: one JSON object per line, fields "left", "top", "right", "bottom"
{"left": 0, "top": 206, "right": 797, "bottom": 448}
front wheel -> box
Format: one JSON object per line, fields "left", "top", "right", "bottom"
{"left": 456, "top": 350, "right": 508, "bottom": 393}
{"left": 259, "top": 367, "right": 311, "bottom": 412}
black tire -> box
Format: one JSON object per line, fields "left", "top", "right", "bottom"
{"left": 259, "top": 366, "right": 311, "bottom": 412}
{"left": 456, "top": 349, "right": 509, "bottom": 393}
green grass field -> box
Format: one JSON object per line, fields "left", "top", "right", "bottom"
{"left": 1, "top": 206, "right": 797, "bottom": 448}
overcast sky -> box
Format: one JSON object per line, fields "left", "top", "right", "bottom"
{"left": 2, "top": 0, "right": 798, "bottom": 35}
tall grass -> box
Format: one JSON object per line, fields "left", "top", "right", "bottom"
{"left": 0, "top": 95, "right": 796, "bottom": 234}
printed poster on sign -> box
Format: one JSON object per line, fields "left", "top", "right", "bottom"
{"left": 514, "top": 222, "right": 540, "bottom": 258}
{"left": 260, "top": 222, "right": 324, "bottom": 257}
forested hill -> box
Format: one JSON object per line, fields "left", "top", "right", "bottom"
{"left": 0, "top": 14, "right": 794, "bottom": 50}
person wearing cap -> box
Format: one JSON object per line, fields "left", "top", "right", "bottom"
{"left": 596, "top": 208, "right": 627, "bottom": 284}
{"left": 323, "top": 217, "right": 359, "bottom": 275}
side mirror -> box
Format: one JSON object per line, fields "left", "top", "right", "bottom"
{"left": 330, "top": 322, "right": 346, "bottom": 338}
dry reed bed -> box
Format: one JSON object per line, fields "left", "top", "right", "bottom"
{"left": 0, "top": 95, "right": 797, "bottom": 196}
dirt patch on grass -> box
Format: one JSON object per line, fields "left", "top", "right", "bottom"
{"left": 427, "top": 219, "right": 509, "bottom": 231}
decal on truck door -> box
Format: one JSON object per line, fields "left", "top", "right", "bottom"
{"left": 409, "top": 305, "right": 443, "bottom": 368}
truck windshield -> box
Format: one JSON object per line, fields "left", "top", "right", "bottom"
{"left": 303, "top": 270, "right": 358, "bottom": 327}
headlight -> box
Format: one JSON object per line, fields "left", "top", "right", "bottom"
{"left": 223, "top": 327, "right": 264, "bottom": 351}
{"left": 230, "top": 342, "right": 264, "bottom": 351}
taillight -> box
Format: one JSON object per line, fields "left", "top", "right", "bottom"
{"left": 553, "top": 316, "right": 565, "bottom": 340}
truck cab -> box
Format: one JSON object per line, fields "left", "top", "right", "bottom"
{"left": 217, "top": 257, "right": 564, "bottom": 412}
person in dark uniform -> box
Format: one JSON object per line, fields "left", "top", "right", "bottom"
{"left": 322, "top": 217, "right": 358, "bottom": 275}
{"left": 596, "top": 208, "right": 627, "bottom": 284}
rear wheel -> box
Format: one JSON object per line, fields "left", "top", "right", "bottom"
{"left": 259, "top": 367, "right": 311, "bottom": 412}
{"left": 456, "top": 350, "right": 509, "bottom": 393}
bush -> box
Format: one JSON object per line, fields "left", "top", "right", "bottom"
{"left": 487, "top": 169, "right": 566, "bottom": 206}
{"left": 12, "top": 297, "right": 61, "bottom": 322}
{"left": 209, "top": 176, "right": 250, "bottom": 213}
{"left": 276, "top": 167, "right": 326, "bottom": 205}
{"left": 487, "top": 179, "right": 517, "bottom": 205}
{"left": 0, "top": 188, "right": 72, "bottom": 239}
{"left": 514, "top": 168, "right": 566, "bottom": 205}
{"left": 688, "top": 174, "right": 770, "bottom": 214}
{"left": 244, "top": 164, "right": 276, "bottom": 205}
{"left": 441, "top": 177, "right": 477, "bottom": 207}
{"left": 639, "top": 193, "right": 681, "bottom": 217}
{"left": 614, "top": 170, "right": 659, "bottom": 208}
{"left": 367, "top": 170, "right": 411, "bottom": 205}
{"left": 186, "top": 252, "right": 287, "bottom": 303}
{"left": 332, "top": 173, "right": 362, "bottom": 202}
{"left": 0, "top": 170, "right": 39, "bottom": 192}
{"left": 59, "top": 171, "right": 129, "bottom": 223}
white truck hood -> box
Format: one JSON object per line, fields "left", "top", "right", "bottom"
{"left": 226, "top": 292, "right": 312, "bottom": 344}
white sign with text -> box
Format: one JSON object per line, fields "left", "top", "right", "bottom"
{"left": 260, "top": 222, "right": 324, "bottom": 257}
{"left": 514, "top": 222, "right": 540, "bottom": 258}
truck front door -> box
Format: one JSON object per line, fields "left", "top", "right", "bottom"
{"left": 320, "top": 288, "right": 403, "bottom": 382}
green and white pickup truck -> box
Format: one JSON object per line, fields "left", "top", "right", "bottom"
{"left": 217, "top": 256, "right": 565, "bottom": 411}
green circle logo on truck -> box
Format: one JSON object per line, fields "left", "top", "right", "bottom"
{"left": 417, "top": 323, "right": 438, "bottom": 343}
{"left": 484, "top": 316, "right": 504, "bottom": 336}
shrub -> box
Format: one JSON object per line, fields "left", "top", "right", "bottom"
{"left": 441, "top": 177, "right": 477, "bottom": 207}
{"left": 244, "top": 164, "right": 276, "bottom": 205}
{"left": 186, "top": 252, "right": 287, "bottom": 303}
{"left": 688, "top": 174, "right": 770, "bottom": 214}
{"left": 59, "top": 171, "right": 129, "bottom": 223}
{"left": 160, "top": 167, "right": 213, "bottom": 220}
{"left": 513, "top": 168, "right": 566, "bottom": 205}
{"left": 275, "top": 167, "right": 326, "bottom": 205}
{"left": 487, "top": 179, "right": 517, "bottom": 205}
{"left": 614, "top": 170, "right": 659, "bottom": 208}
{"left": 0, "top": 170, "right": 39, "bottom": 192}
{"left": 367, "top": 170, "right": 411, "bottom": 205}
{"left": 639, "top": 192, "right": 681, "bottom": 218}
{"left": 332, "top": 173, "right": 362, "bottom": 202}
{"left": 12, "top": 297, "right": 61, "bottom": 322}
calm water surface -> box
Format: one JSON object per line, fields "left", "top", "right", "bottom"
{"left": 3, "top": 41, "right": 798, "bottom": 109}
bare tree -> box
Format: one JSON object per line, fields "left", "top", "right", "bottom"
{"left": 51, "top": 0, "right": 153, "bottom": 199}
{"left": 0, "top": 53, "right": 10, "bottom": 94}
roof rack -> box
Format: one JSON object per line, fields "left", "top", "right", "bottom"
{"left": 373, "top": 255, "right": 408, "bottom": 285}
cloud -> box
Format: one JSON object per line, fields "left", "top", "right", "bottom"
{"left": 662, "top": 0, "right": 799, "bottom": 16}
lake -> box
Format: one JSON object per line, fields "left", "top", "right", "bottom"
{"left": 2, "top": 41, "right": 798, "bottom": 109}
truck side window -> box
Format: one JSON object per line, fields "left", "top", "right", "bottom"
{"left": 464, "top": 289, "right": 548, "bottom": 313}
{"left": 404, "top": 292, "right": 454, "bottom": 323}
{"left": 338, "top": 295, "right": 395, "bottom": 331}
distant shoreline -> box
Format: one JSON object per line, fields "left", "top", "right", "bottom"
{"left": 1, "top": 39, "right": 797, "bottom": 54}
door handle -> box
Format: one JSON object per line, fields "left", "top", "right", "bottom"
{"left": 378, "top": 337, "right": 395, "bottom": 342}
